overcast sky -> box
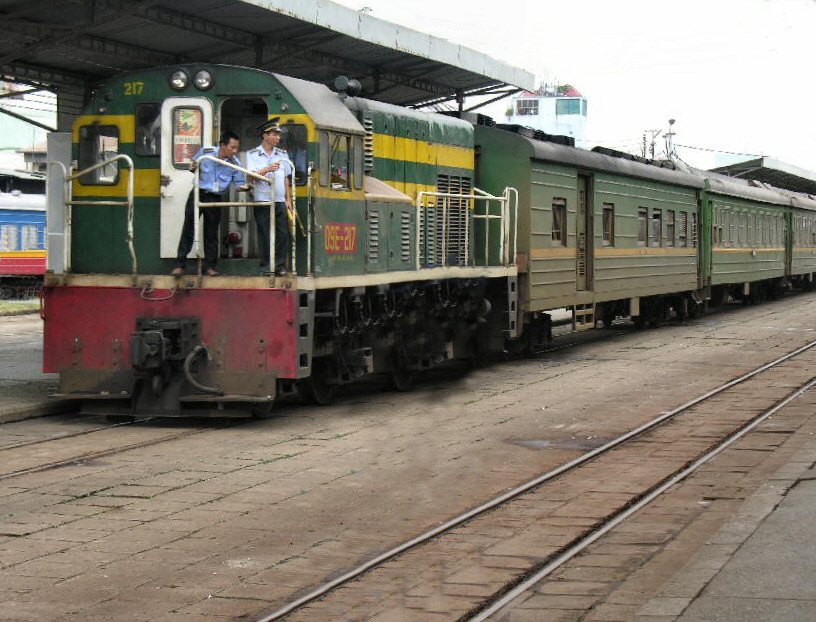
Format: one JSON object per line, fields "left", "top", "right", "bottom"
{"left": 333, "top": 0, "right": 816, "bottom": 172}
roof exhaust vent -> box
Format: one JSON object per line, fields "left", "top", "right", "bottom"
{"left": 334, "top": 76, "right": 362, "bottom": 99}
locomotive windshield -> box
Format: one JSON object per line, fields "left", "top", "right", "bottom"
{"left": 78, "top": 124, "right": 120, "bottom": 185}
{"left": 278, "top": 123, "right": 308, "bottom": 185}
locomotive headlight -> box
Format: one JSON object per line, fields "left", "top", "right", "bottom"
{"left": 194, "top": 70, "right": 213, "bottom": 90}
{"left": 169, "top": 70, "right": 189, "bottom": 91}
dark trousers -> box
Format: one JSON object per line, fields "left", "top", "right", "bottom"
{"left": 175, "top": 189, "right": 224, "bottom": 270}
{"left": 254, "top": 201, "right": 289, "bottom": 271}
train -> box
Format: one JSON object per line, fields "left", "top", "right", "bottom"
{"left": 40, "top": 63, "right": 816, "bottom": 417}
{"left": 0, "top": 188, "right": 47, "bottom": 299}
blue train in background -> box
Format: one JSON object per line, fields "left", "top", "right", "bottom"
{"left": 0, "top": 170, "right": 46, "bottom": 299}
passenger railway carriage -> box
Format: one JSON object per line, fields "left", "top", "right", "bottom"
{"left": 41, "top": 64, "right": 816, "bottom": 416}
{"left": 0, "top": 190, "right": 47, "bottom": 299}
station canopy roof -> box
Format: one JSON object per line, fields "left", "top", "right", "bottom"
{"left": 0, "top": 0, "right": 534, "bottom": 109}
{"left": 711, "top": 157, "right": 816, "bottom": 197}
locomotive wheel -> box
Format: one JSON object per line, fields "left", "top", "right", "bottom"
{"left": 388, "top": 367, "right": 415, "bottom": 392}
{"left": 601, "top": 307, "right": 615, "bottom": 328}
{"left": 250, "top": 402, "right": 275, "bottom": 418}
{"left": 386, "top": 350, "right": 415, "bottom": 392}
{"left": 301, "top": 360, "right": 336, "bottom": 406}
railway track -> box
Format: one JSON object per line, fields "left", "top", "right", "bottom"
{"left": 0, "top": 417, "right": 240, "bottom": 482}
{"left": 0, "top": 415, "right": 155, "bottom": 451}
{"left": 255, "top": 338, "right": 816, "bottom": 621}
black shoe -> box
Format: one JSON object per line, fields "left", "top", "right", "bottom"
{"left": 274, "top": 268, "right": 289, "bottom": 277}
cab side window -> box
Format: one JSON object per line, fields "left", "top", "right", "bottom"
{"left": 135, "top": 103, "right": 161, "bottom": 157}
{"left": 319, "top": 131, "right": 350, "bottom": 190}
{"left": 78, "top": 124, "right": 119, "bottom": 185}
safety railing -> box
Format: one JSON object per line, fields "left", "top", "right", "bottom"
{"left": 416, "top": 186, "right": 518, "bottom": 270}
{"left": 49, "top": 155, "right": 136, "bottom": 274}
{"left": 194, "top": 155, "right": 303, "bottom": 277}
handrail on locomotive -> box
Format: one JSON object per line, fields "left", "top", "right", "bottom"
{"left": 416, "top": 186, "right": 518, "bottom": 269}
{"left": 47, "top": 154, "right": 518, "bottom": 278}
{"left": 49, "top": 155, "right": 136, "bottom": 275}
{"left": 192, "top": 154, "right": 299, "bottom": 277}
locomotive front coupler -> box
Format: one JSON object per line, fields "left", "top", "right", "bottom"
{"left": 130, "top": 317, "right": 201, "bottom": 398}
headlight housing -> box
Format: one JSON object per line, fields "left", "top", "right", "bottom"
{"left": 194, "top": 70, "right": 213, "bottom": 90}
{"left": 169, "top": 70, "right": 189, "bottom": 91}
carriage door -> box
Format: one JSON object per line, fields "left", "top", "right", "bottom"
{"left": 159, "top": 97, "right": 213, "bottom": 258}
{"left": 576, "top": 174, "right": 594, "bottom": 291}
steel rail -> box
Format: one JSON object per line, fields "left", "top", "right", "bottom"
{"left": 0, "top": 420, "right": 238, "bottom": 483}
{"left": 0, "top": 416, "right": 155, "bottom": 452}
{"left": 256, "top": 337, "right": 816, "bottom": 622}
{"left": 468, "top": 373, "right": 816, "bottom": 621}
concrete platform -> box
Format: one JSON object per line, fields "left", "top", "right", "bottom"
{"left": 3, "top": 299, "right": 816, "bottom": 621}
{"left": 674, "top": 455, "right": 816, "bottom": 621}
{"left": 0, "top": 313, "right": 68, "bottom": 424}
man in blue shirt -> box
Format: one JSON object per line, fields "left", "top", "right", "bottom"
{"left": 171, "top": 130, "right": 246, "bottom": 277}
{"left": 246, "top": 118, "right": 293, "bottom": 276}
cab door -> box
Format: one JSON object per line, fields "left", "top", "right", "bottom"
{"left": 159, "top": 97, "right": 213, "bottom": 258}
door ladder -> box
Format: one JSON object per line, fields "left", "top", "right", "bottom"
{"left": 572, "top": 303, "right": 595, "bottom": 332}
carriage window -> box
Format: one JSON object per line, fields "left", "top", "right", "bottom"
{"left": 602, "top": 204, "right": 614, "bottom": 246}
{"left": 678, "top": 212, "right": 688, "bottom": 247}
{"left": 666, "top": 210, "right": 675, "bottom": 247}
{"left": 552, "top": 198, "right": 566, "bottom": 246}
{"left": 638, "top": 208, "right": 648, "bottom": 246}
{"left": 650, "top": 209, "right": 662, "bottom": 247}
{"left": 171, "top": 107, "right": 203, "bottom": 168}
{"left": 78, "top": 124, "right": 119, "bottom": 185}
{"left": 0, "top": 224, "right": 18, "bottom": 251}
{"left": 21, "top": 224, "right": 40, "bottom": 251}
{"left": 279, "top": 123, "right": 308, "bottom": 185}
{"left": 728, "top": 212, "right": 735, "bottom": 246}
{"left": 691, "top": 213, "right": 698, "bottom": 247}
{"left": 135, "top": 103, "right": 161, "bottom": 156}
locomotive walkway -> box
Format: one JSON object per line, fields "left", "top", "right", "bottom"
{"left": 1, "top": 299, "right": 816, "bottom": 621}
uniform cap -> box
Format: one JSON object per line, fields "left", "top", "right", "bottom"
{"left": 258, "top": 117, "right": 282, "bottom": 134}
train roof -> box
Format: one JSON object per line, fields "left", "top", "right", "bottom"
{"left": 479, "top": 125, "right": 816, "bottom": 210}
{"left": 344, "top": 98, "right": 473, "bottom": 147}
{"left": 0, "top": 191, "right": 46, "bottom": 211}
{"left": 276, "top": 73, "right": 365, "bottom": 136}
{"left": 485, "top": 126, "right": 705, "bottom": 189}
{"left": 711, "top": 157, "right": 816, "bottom": 196}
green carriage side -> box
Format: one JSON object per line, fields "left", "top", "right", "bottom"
{"left": 474, "top": 125, "right": 704, "bottom": 327}
{"left": 786, "top": 193, "right": 816, "bottom": 288}
{"left": 702, "top": 175, "right": 789, "bottom": 301}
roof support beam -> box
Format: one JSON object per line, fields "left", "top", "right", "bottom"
{"left": 1, "top": 62, "right": 86, "bottom": 89}
{"left": 0, "top": 104, "right": 56, "bottom": 132}
{"left": 257, "top": 41, "right": 456, "bottom": 98}
{"left": 1, "top": 21, "right": 176, "bottom": 66}
{"left": 93, "top": 0, "right": 257, "bottom": 48}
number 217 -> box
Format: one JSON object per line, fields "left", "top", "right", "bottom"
{"left": 124, "top": 82, "right": 144, "bottom": 96}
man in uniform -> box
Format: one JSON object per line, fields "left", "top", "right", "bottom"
{"left": 171, "top": 130, "right": 245, "bottom": 277}
{"left": 246, "top": 118, "right": 293, "bottom": 276}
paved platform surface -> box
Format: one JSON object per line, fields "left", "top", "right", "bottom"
{"left": 2, "top": 303, "right": 816, "bottom": 621}
{"left": 0, "top": 313, "right": 67, "bottom": 423}
{"left": 673, "top": 451, "right": 816, "bottom": 622}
